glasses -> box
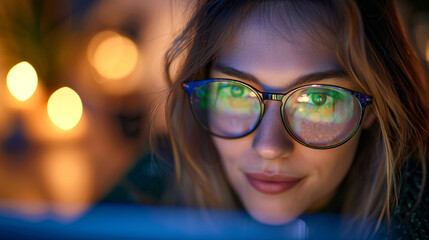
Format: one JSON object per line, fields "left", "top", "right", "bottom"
{"left": 182, "top": 79, "right": 373, "bottom": 149}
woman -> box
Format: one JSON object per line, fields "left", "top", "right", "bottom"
{"left": 160, "top": 0, "right": 429, "bottom": 238}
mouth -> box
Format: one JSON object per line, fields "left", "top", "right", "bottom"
{"left": 245, "top": 172, "right": 303, "bottom": 195}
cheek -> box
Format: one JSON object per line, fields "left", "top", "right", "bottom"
{"left": 296, "top": 131, "right": 361, "bottom": 208}
{"left": 211, "top": 135, "right": 254, "bottom": 162}
{"left": 303, "top": 132, "right": 360, "bottom": 179}
{"left": 211, "top": 135, "right": 255, "bottom": 194}
{"left": 300, "top": 149, "right": 353, "bottom": 197}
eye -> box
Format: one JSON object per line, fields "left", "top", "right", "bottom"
{"left": 304, "top": 88, "right": 342, "bottom": 108}
{"left": 311, "top": 93, "right": 327, "bottom": 106}
{"left": 230, "top": 85, "right": 245, "bottom": 97}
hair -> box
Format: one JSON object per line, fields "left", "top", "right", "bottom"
{"left": 158, "top": 0, "right": 429, "bottom": 236}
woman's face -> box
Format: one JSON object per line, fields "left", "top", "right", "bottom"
{"left": 209, "top": 13, "right": 372, "bottom": 225}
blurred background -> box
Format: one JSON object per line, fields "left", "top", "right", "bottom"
{"left": 0, "top": 0, "right": 428, "bottom": 231}
{"left": 0, "top": 0, "right": 195, "bottom": 221}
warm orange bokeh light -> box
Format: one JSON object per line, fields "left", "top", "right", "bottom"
{"left": 47, "top": 87, "right": 83, "bottom": 131}
{"left": 6, "top": 61, "right": 38, "bottom": 101}
{"left": 87, "top": 31, "right": 138, "bottom": 80}
{"left": 41, "top": 146, "right": 93, "bottom": 218}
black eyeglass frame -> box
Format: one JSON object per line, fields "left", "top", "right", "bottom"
{"left": 182, "top": 78, "right": 373, "bottom": 149}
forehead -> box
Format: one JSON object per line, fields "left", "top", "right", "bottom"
{"left": 214, "top": 5, "right": 346, "bottom": 91}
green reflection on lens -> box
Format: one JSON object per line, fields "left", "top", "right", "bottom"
{"left": 196, "top": 87, "right": 207, "bottom": 98}
{"left": 290, "top": 87, "right": 351, "bottom": 123}
{"left": 199, "top": 99, "right": 208, "bottom": 109}
{"left": 204, "top": 82, "right": 258, "bottom": 115}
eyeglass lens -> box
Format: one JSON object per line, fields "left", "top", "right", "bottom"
{"left": 283, "top": 86, "right": 361, "bottom": 148}
{"left": 190, "top": 80, "right": 362, "bottom": 148}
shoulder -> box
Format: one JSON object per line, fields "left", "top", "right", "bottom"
{"left": 376, "top": 158, "right": 429, "bottom": 239}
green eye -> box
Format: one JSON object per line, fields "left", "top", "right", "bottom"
{"left": 311, "top": 93, "right": 327, "bottom": 106}
{"left": 230, "top": 85, "right": 245, "bottom": 97}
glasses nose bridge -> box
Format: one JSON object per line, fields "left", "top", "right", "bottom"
{"left": 261, "top": 93, "right": 285, "bottom": 102}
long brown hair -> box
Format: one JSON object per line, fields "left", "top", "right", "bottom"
{"left": 160, "top": 0, "right": 429, "bottom": 234}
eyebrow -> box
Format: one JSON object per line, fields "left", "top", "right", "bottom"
{"left": 213, "top": 64, "right": 349, "bottom": 90}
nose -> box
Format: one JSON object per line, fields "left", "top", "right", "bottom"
{"left": 252, "top": 101, "right": 294, "bottom": 160}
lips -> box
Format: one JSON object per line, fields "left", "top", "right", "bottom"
{"left": 245, "top": 173, "right": 302, "bottom": 194}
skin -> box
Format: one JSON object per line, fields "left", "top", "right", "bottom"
{"left": 209, "top": 11, "right": 374, "bottom": 225}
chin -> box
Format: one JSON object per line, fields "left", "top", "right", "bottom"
{"left": 247, "top": 208, "right": 300, "bottom": 226}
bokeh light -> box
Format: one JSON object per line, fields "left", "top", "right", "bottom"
{"left": 47, "top": 87, "right": 83, "bottom": 131}
{"left": 6, "top": 61, "right": 38, "bottom": 101}
{"left": 41, "top": 146, "right": 92, "bottom": 218}
{"left": 87, "top": 31, "right": 138, "bottom": 80}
